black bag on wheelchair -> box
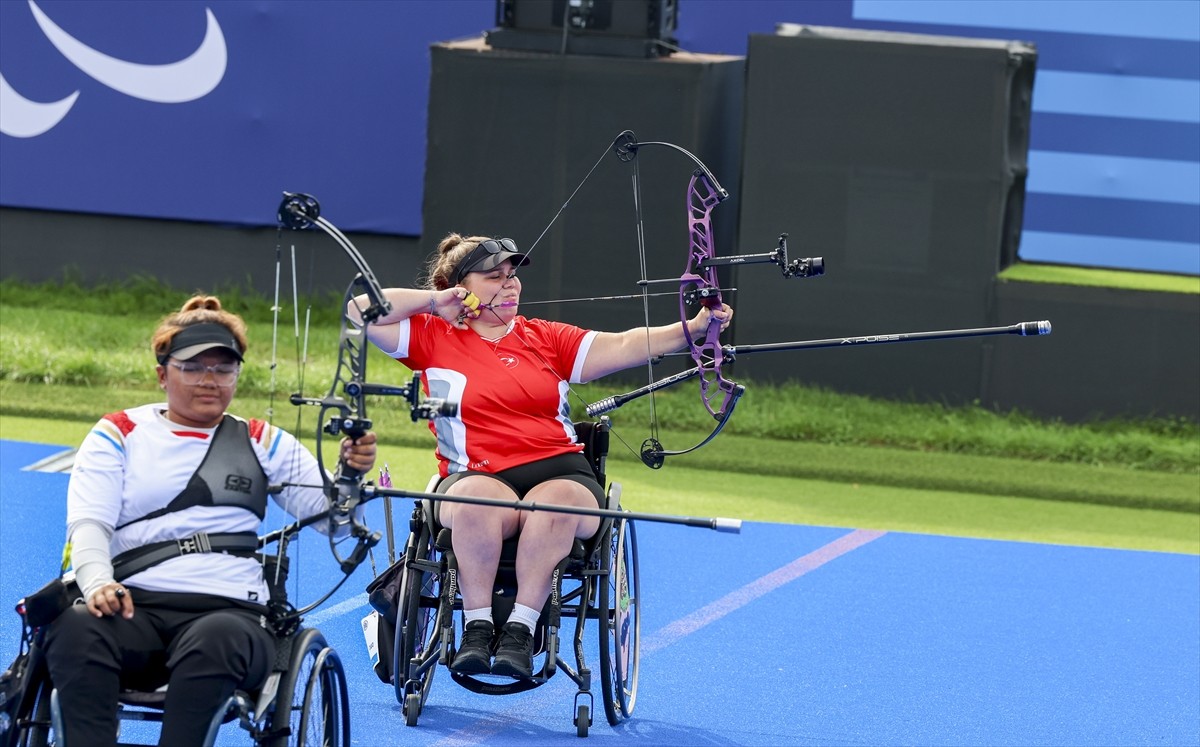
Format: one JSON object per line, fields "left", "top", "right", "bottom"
{"left": 0, "top": 614, "right": 45, "bottom": 745}
{"left": 20, "top": 576, "right": 84, "bottom": 630}
{"left": 363, "top": 560, "right": 403, "bottom": 684}
{"left": 0, "top": 647, "right": 31, "bottom": 739}
{"left": 365, "top": 559, "right": 404, "bottom": 625}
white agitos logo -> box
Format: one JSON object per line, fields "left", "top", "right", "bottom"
{"left": 1, "top": 0, "right": 227, "bottom": 138}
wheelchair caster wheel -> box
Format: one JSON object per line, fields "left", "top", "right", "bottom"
{"left": 575, "top": 703, "right": 590, "bottom": 738}
{"left": 405, "top": 692, "right": 421, "bottom": 726}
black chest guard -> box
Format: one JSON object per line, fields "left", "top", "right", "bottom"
{"left": 117, "top": 416, "right": 269, "bottom": 530}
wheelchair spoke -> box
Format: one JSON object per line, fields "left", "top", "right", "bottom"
{"left": 599, "top": 515, "right": 641, "bottom": 725}
{"left": 264, "top": 629, "right": 348, "bottom": 747}
{"left": 394, "top": 517, "right": 441, "bottom": 721}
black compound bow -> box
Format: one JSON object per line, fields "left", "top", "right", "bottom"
{"left": 266, "top": 192, "right": 456, "bottom": 624}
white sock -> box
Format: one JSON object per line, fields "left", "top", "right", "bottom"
{"left": 508, "top": 603, "right": 541, "bottom": 633}
{"left": 464, "top": 607, "right": 493, "bottom": 627}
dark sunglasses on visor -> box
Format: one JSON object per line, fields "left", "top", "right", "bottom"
{"left": 453, "top": 237, "right": 522, "bottom": 285}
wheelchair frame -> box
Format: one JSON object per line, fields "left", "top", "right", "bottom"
{"left": 384, "top": 419, "right": 642, "bottom": 737}
{"left": 5, "top": 556, "right": 351, "bottom": 747}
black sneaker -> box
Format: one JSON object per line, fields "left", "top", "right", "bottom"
{"left": 491, "top": 622, "right": 535, "bottom": 679}
{"left": 450, "top": 620, "right": 494, "bottom": 674}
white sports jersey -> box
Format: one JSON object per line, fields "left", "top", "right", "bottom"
{"left": 68, "top": 404, "right": 335, "bottom": 604}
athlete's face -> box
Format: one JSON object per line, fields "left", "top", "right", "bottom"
{"left": 157, "top": 349, "right": 239, "bottom": 429}
{"left": 462, "top": 259, "right": 521, "bottom": 322}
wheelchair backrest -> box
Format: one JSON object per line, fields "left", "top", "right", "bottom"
{"left": 572, "top": 419, "right": 610, "bottom": 486}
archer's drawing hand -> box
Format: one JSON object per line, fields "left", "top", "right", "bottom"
{"left": 432, "top": 288, "right": 481, "bottom": 329}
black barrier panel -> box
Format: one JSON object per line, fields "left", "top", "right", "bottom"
{"left": 421, "top": 37, "right": 744, "bottom": 375}
{"left": 0, "top": 207, "right": 424, "bottom": 297}
{"left": 732, "top": 27, "right": 1037, "bottom": 406}
{"left": 989, "top": 279, "right": 1200, "bottom": 421}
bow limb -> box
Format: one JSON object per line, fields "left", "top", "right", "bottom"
{"left": 639, "top": 382, "right": 744, "bottom": 468}
{"left": 584, "top": 364, "right": 746, "bottom": 468}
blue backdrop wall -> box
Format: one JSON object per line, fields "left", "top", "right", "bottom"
{"left": 1, "top": 0, "right": 1196, "bottom": 274}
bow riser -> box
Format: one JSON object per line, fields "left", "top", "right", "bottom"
{"left": 681, "top": 170, "right": 738, "bottom": 422}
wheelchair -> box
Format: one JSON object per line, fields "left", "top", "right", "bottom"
{"left": 5, "top": 551, "right": 350, "bottom": 747}
{"left": 369, "top": 419, "right": 640, "bottom": 737}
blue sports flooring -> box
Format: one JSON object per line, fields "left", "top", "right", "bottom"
{"left": 2, "top": 439, "right": 1197, "bottom": 746}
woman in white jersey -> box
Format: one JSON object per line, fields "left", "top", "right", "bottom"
{"left": 350, "top": 234, "right": 731, "bottom": 679}
{"left": 42, "top": 295, "right": 377, "bottom": 747}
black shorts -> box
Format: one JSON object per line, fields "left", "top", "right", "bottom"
{"left": 435, "top": 452, "right": 604, "bottom": 522}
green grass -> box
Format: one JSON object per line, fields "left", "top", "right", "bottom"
{"left": 3, "top": 414, "right": 1195, "bottom": 555}
{"left": 6, "top": 381, "right": 1193, "bottom": 513}
{"left": 1, "top": 276, "right": 1197, "bottom": 555}
{"left": 2, "top": 295, "right": 1195, "bottom": 474}
{"left": 999, "top": 262, "right": 1200, "bottom": 294}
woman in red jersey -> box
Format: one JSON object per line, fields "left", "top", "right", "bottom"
{"left": 352, "top": 234, "right": 731, "bottom": 679}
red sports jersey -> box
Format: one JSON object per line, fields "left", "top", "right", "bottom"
{"left": 391, "top": 314, "right": 598, "bottom": 476}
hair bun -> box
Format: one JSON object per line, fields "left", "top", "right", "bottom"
{"left": 181, "top": 295, "right": 222, "bottom": 313}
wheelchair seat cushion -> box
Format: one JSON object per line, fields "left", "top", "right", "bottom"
{"left": 118, "top": 687, "right": 169, "bottom": 707}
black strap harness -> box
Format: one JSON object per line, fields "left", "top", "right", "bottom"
{"left": 111, "top": 531, "right": 259, "bottom": 581}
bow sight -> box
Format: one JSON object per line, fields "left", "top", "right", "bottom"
{"left": 700, "top": 233, "right": 824, "bottom": 279}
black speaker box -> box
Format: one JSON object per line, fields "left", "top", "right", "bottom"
{"left": 487, "top": 0, "right": 678, "bottom": 58}
{"left": 421, "top": 38, "right": 743, "bottom": 377}
{"left": 731, "top": 26, "right": 1037, "bottom": 404}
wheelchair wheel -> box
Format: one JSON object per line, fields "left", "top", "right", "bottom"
{"left": 393, "top": 520, "right": 440, "bottom": 724}
{"left": 575, "top": 703, "right": 590, "bottom": 738}
{"left": 266, "top": 628, "right": 350, "bottom": 747}
{"left": 8, "top": 659, "right": 55, "bottom": 747}
{"left": 597, "top": 514, "right": 640, "bottom": 725}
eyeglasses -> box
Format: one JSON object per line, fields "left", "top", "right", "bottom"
{"left": 453, "top": 238, "right": 519, "bottom": 285}
{"left": 167, "top": 360, "right": 241, "bottom": 387}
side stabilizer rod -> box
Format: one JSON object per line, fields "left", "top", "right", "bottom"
{"left": 266, "top": 481, "right": 742, "bottom": 534}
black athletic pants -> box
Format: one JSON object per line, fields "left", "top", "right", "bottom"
{"left": 43, "top": 589, "right": 273, "bottom": 747}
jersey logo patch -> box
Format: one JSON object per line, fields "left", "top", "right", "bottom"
{"left": 224, "top": 474, "right": 254, "bottom": 493}
{"left": 497, "top": 354, "right": 518, "bottom": 369}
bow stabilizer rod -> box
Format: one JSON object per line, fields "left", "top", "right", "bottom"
{"left": 371, "top": 484, "right": 742, "bottom": 532}
{"left": 718, "top": 320, "right": 1052, "bottom": 358}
